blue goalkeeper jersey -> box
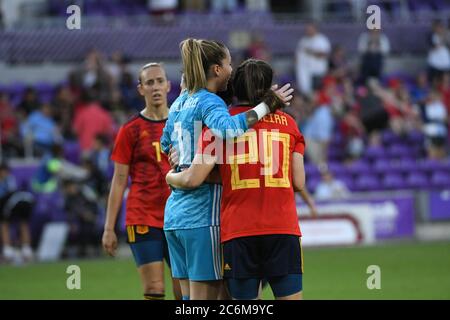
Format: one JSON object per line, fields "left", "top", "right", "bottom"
{"left": 161, "top": 89, "right": 248, "bottom": 230}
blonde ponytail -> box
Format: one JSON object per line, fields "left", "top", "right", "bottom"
{"left": 180, "top": 38, "right": 228, "bottom": 94}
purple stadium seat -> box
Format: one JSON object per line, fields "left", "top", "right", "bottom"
{"left": 11, "top": 94, "right": 23, "bottom": 108}
{"left": 382, "top": 173, "right": 406, "bottom": 190}
{"left": 419, "top": 159, "right": 447, "bottom": 173}
{"left": 40, "top": 93, "right": 53, "bottom": 104}
{"left": 387, "top": 144, "right": 413, "bottom": 159}
{"left": 10, "top": 165, "right": 39, "bottom": 190}
{"left": 430, "top": 171, "right": 450, "bottom": 188}
{"left": 394, "top": 158, "right": 419, "bottom": 174}
{"left": 364, "top": 145, "right": 385, "bottom": 161}
{"left": 63, "top": 141, "right": 81, "bottom": 164}
{"left": 0, "top": 83, "right": 9, "bottom": 93}
{"left": 305, "top": 163, "right": 320, "bottom": 177}
{"left": 407, "top": 130, "right": 425, "bottom": 145}
{"left": 433, "top": 0, "right": 450, "bottom": 10}
{"left": 306, "top": 177, "right": 321, "bottom": 193}
{"left": 354, "top": 174, "right": 380, "bottom": 191}
{"left": 346, "top": 160, "right": 371, "bottom": 176}
{"left": 34, "top": 82, "right": 54, "bottom": 95}
{"left": 327, "top": 162, "right": 346, "bottom": 175}
{"left": 330, "top": 132, "right": 344, "bottom": 147}
{"left": 382, "top": 130, "right": 401, "bottom": 146}
{"left": 327, "top": 146, "right": 344, "bottom": 161}
{"left": 409, "top": 0, "right": 433, "bottom": 11}
{"left": 7, "top": 82, "right": 27, "bottom": 96}
{"left": 373, "top": 159, "right": 395, "bottom": 174}
{"left": 31, "top": 191, "right": 65, "bottom": 222}
{"left": 406, "top": 172, "right": 429, "bottom": 189}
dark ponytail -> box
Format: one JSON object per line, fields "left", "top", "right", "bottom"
{"left": 233, "top": 59, "right": 284, "bottom": 111}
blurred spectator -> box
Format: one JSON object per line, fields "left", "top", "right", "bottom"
{"left": 119, "top": 71, "right": 141, "bottom": 112}
{"left": 357, "top": 78, "right": 389, "bottom": 140}
{"left": 358, "top": 29, "right": 390, "bottom": 84}
{"left": 73, "top": 89, "right": 116, "bottom": 154}
{"left": 17, "top": 87, "right": 41, "bottom": 119}
{"left": 246, "top": 0, "right": 269, "bottom": 12}
{"left": 81, "top": 157, "right": 109, "bottom": 202}
{"left": 328, "top": 44, "right": 352, "bottom": 81}
{"left": 67, "top": 71, "right": 82, "bottom": 103}
{"left": 62, "top": 179, "right": 100, "bottom": 258}
{"left": 410, "top": 72, "right": 431, "bottom": 105}
{"left": 211, "top": 0, "right": 237, "bottom": 13}
{"left": 322, "top": 75, "right": 345, "bottom": 116}
{"left": 302, "top": 90, "right": 335, "bottom": 166}
{"left": 31, "top": 144, "right": 88, "bottom": 194}
{"left": 181, "top": 0, "right": 206, "bottom": 12}
{"left": 284, "top": 93, "right": 313, "bottom": 129}
{"left": 106, "top": 89, "right": 129, "bottom": 125}
{"left": 245, "top": 33, "right": 271, "bottom": 62}
{"left": 0, "top": 162, "right": 35, "bottom": 264}
{"left": 20, "top": 104, "right": 62, "bottom": 157}
{"left": 296, "top": 22, "right": 331, "bottom": 95}
{"left": 0, "top": 3, "right": 4, "bottom": 30}
{"left": 148, "top": 0, "right": 178, "bottom": 19}
{"left": 384, "top": 78, "right": 420, "bottom": 135}
{"left": 31, "top": 145, "right": 64, "bottom": 194}
{"left": 107, "top": 51, "right": 128, "bottom": 87}
{"left": 72, "top": 49, "right": 113, "bottom": 105}
{"left": 427, "top": 20, "right": 450, "bottom": 85}
{"left": 90, "top": 134, "right": 111, "bottom": 179}
{"left": 0, "top": 92, "right": 23, "bottom": 158}
{"left": 51, "top": 85, "right": 75, "bottom": 140}
{"left": 339, "top": 116, "right": 366, "bottom": 162}
{"left": 420, "top": 90, "right": 448, "bottom": 160}
{"left": 439, "top": 72, "right": 450, "bottom": 113}
{"left": 314, "top": 168, "right": 350, "bottom": 201}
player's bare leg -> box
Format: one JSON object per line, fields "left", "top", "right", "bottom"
{"left": 19, "top": 221, "right": 33, "bottom": 261}
{"left": 276, "top": 291, "right": 303, "bottom": 300}
{"left": 171, "top": 277, "right": 182, "bottom": 300}
{"left": 1, "top": 222, "right": 10, "bottom": 247}
{"left": 190, "top": 280, "right": 222, "bottom": 300}
{"left": 178, "top": 279, "right": 190, "bottom": 299}
{"left": 1, "top": 223, "right": 15, "bottom": 262}
{"left": 138, "top": 261, "right": 165, "bottom": 300}
{"left": 217, "top": 280, "right": 231, "bottom": 300}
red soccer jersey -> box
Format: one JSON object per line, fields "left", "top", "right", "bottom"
{"left": 198, "top": 106, "right": 305, "bottom": 242}
{"left": 111, "top": 113, "right": 171, "bottom": 228}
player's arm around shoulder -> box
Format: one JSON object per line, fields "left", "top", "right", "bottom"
{"left": 165, "top": 153, "right": 216, "bottom": 189}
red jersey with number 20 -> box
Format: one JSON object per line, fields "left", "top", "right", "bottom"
{"left": 111, "top": 113, "right": 171, "bottom": 228}
{"left": 199, "top": 106, "right": 305, "bottom": 243}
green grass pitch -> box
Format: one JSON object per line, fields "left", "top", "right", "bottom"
{"left": 1, "top": 241, "right": 449, "bottom": 300}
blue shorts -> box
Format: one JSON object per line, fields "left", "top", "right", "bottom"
{"left": 127, "top": 225, "right": 171, "bottom": 267}
{"left": 165, "top": 226, "right": 221, "bottom": 281}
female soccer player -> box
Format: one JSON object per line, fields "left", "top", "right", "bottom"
{"left": 102, "top": 63, "right": 181, "bottom": 300}
{"left": 166, "top": 59, "right": 305, "bottom": 300}
{"left": 161, "top": 39, "right": 293, "bottom": 300}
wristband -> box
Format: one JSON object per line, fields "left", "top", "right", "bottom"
{"left": 252, "top": 102, "right": 270, "bottom": 121}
